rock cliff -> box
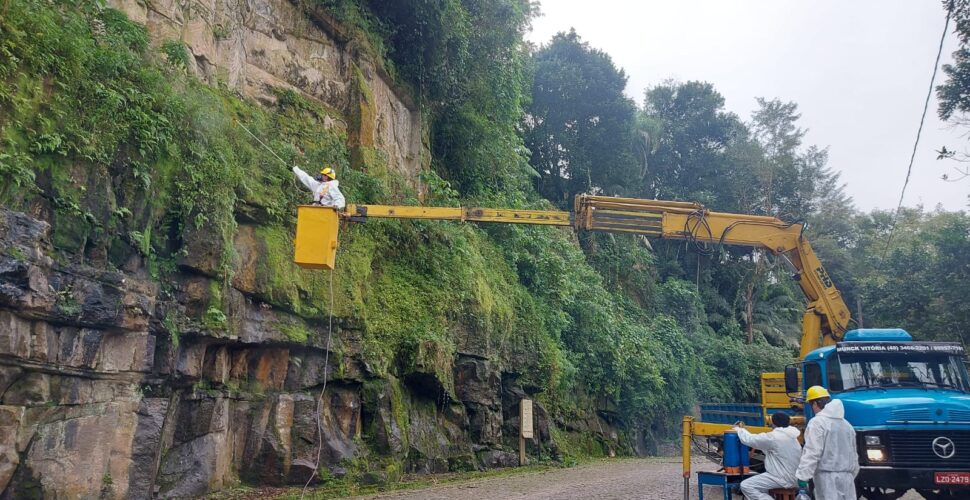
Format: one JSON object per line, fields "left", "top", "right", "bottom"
{"left": 112, "top": 0, "right": 423, "bottom": 180}
{"left": 0, "top": 207, "right": 587, "bottom": 498}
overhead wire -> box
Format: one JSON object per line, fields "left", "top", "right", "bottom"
{"left": 883, "top": 5, "right": 953, "bottom": 259}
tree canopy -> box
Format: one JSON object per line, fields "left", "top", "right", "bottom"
{"left": 936, "top": 0, "right": 970, "bottom": 184}
{"left": 525, "top": 30, "right": 639, "bottom": 205}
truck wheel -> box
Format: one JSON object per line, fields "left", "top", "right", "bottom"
{"left": 858, "top": 487, "right": 907, "bottom": 500}
{"left": 916, "top": 489, "right": 963, "bottom": 499}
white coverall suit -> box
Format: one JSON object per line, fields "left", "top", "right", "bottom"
{"left": 733, "top": 425, "right": 802, "bottom": 500}
{"left": 795, "top": 399, "right": 859, "bottom": 500}
{"left": 292, "top": 166, "right": 346, "bottom": 209}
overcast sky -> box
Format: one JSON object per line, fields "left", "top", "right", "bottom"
{"left": 528, "top": 0, "right": 969, "bottom": 212}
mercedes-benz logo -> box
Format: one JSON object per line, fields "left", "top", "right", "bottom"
{"left": 932, "top": 436, "right": 956, "bottom": 459}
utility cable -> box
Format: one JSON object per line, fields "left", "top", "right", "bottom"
{"left": 235, "top": 120, "right": 326, "bottom": 496}
{"left": 883, "top": 6, "right": 952, "bottom": 259}
{"left": 301, "top": 267, "right": 335, "bottom": 499}
{"left": 236, "top": 120, "right": 290, "bottom": 168}
{"left": 690, "top": 436, "right": 723, "bottom": 465}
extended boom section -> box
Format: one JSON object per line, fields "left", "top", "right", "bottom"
{"left": 345, "top": 204, "right": 572, "bottom": 225}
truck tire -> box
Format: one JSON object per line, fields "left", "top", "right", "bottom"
{"left": 916, "top": 489, "right": 965, "bottom": 499}
{"left": 858, "top": 487, "right": 907, "bottom": 500}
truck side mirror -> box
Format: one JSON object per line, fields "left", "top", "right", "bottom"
{"left": 784, "top": 366, "right": 799, "bottom": 394}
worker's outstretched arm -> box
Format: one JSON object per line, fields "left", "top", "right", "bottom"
{"left": 734, "top": 427, "right": 775, "bottom": 452}
{"left": 292, "top": 166, "right": 319, "bottom": 192}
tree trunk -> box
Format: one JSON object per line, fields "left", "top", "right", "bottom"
{"left": 856, "top": 297, "right": 864, "bottom": 329}
{"left": 745, "top": 283, "right": 754, "bottom": 344}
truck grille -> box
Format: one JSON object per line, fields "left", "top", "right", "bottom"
{"left": 887, "top": 430, "right": 970, "bottom": 467}
{"left": 950, "top": 409, "right": 970, "bottom": 422}
{"left": 890, "top": 408, "right": 930, "bottom": 421}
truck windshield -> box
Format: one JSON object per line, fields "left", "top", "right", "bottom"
{"left": 828, "top": 354, "right": 970, "bottom": 393}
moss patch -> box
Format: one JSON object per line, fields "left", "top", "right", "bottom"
{"left": 348, "top": 63, "right": 376, "bottom": 148}
{"left": 275, "top": 320, "right": 311, "bottom": 344}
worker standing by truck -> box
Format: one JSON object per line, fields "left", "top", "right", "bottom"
{"left": 292, "top": 165, "right": 346, "bottom": 209}
{"left": 795, "top": 386, "right": 859, "bottom": 500}
{"left": 732, "top": 412, "right": 802, "bottom": 500}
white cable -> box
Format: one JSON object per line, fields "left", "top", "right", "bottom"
{"left": 301, "top": 267, "right": 335, "bottom": 498}
{"left": 236, "top": 120, "right": 290, "bottom": 168}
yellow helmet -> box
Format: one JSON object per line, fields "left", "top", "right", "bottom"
{"left": 806, "top": 385, "right": 830, "bottom": 401}
{"left": 320, "top": 167, "right": 336, "bottom": 180}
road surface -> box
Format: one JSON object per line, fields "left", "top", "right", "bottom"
{"left": 350, "top": 458, "right": 925, "bottom": 500}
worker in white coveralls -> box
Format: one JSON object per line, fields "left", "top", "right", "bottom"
{"left": 732, "top": 412, "right": 802, "bottom": 500}
{"left": 292, "top": 165, "right": 346, "bottom": 209}
{"left": 795, "top": 386, "right": 859, "bottom": 500}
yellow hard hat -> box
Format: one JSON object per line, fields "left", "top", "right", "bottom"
{"left": 806, "top": 385, "right": 830, "bottom": 401}
{"left": 320, "top": 167, "right": 336, "bottom": 180}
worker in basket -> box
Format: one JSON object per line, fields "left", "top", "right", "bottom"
{"left": 292, "top": 165, "right": 346, "bottom": 209}
{"left": 732, "top": 412, "right": 802, "bottom": 500}
{"left": 795, "top": 386, "right": 859, "bottom": 500}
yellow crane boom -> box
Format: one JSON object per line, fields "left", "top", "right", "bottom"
{"left": 574, "top": 195, "right": 850, "bottom": 357}
{"left": 295, "top": 194, "right": 851, "bottom": 357}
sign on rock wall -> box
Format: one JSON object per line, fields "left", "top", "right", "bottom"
{"left": 519, "top": 398, "right": 533, "bottom": 466}
{"left": 520, "top": 399, "right": 534, "bottom": 439}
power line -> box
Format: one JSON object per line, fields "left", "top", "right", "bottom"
{"left": 883, "top": 6, "right": 952, "bottom": 259}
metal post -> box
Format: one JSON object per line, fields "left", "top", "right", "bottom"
{"left": 682, "top": 416, "right": 692, "bottom": 500}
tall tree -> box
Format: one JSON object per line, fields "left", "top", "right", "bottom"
{"left": 364, "top": 0, "right": 537, "bottom": 195}
{"left": 937, "top": 0, "right": 970, "bottom": 186}
{"left": 525, "top": 29, "right": 639, "bottom": 205}
{"left": 749, "top": 98, "right": 848, "bottom": 222}
{"left": 939, "top": 0, "right": 970, "bottom": 123}
{"left": 750, "top": 98, "right": 805, "bottom": 217}
{"left": 640, "top": 81, "right": 748, "bottom": 207}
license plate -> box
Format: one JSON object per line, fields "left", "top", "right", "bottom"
{"left": 935, "top": 472, "right": 970, "bottom": 485}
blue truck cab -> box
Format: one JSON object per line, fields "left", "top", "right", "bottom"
{"left": 793, "top": 328, "right": 970, "bottom": 498}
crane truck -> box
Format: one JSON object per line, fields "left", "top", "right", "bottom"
{"left": 292, "top": 195, "right": 970, "bottom": 499}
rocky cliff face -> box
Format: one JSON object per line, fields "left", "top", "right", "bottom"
{"left": 0, "top": 1, "right": 628, "bottom": 498}
{"left": 0, "top": 207, "right": 583, "bottom": 498}
{"left": 113, "top": 0, "right": 423, "bottom": 180}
